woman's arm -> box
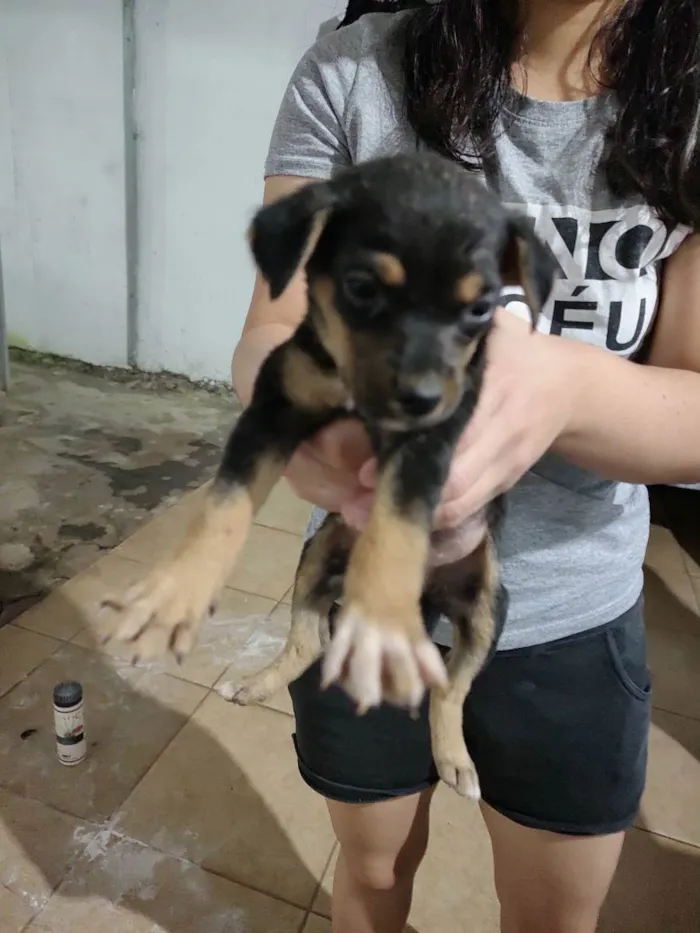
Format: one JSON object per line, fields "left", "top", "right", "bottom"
{"left": 554, "top": 233, "right": 700, "bottom": 484}
{"left": 231, "top": 175, "right": 312, "bottom": 405}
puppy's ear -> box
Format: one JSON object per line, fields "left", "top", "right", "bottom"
{"left": 500, "top": 215, "right": 557, "bottom": 329}
{"left": 249, "top": 183, "right": 336, "bottom": 300}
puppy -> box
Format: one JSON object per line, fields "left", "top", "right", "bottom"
{"left": 104, "top": 152, "right": 555, "bottom": 797}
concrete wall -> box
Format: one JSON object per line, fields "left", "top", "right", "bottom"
{"left": 0, "top": 0, "right": 342, "bottom": 380}
{"left": 0, "top": 0, "right": 128, "bottom": 367}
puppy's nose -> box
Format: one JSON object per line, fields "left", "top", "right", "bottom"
{"left": 396, "top": 376, "right": 443, "bottom": 417}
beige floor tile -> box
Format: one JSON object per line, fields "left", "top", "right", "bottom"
{"left": 226, "top": 524, "right": 302, "bottom": 602}
{"left": 24, "top": 831, "right": 304, "bottom": 933}
{"left": 645, "top": 525, "right": 689, "bottom": 580}
{"left": 303, "top": 915, "right": 332, "bottom": 933}
{"left": 114, "top": 484, "right": 209, "bottom": 565}
{"left": 647, "top": 623, "right": 700, "bottom": 721}
{"left": 599, "top": 828, "right": 700, "bottom": 933}
{"left": 313, "top": 787, "right": 499, "bottom": 933}
{"left": 0, "top": 643, "right": 205, "bottom": 822}
{"left": 74, "top": 585, "right": 278, "bottom": 689}
{"left": 643, "top": 566, "right": 699, "bottom": 634}
{"left": 16, "top": 553, "right": 149, "bottom": 644}
{"left": 0, "top": 627, "right": 61, "bottom": 699}
{"left": 214, "top": 600, "right": 295, "bottom": 715}
{"left": 256, "top": 480, "right": 311, "bottom": 535}
{"left": 410, "top": 787, "right": 499, "bottom": 933}
{"left": 0, "top": 885, "right": 35, "bottom": 933}
{"left": 639, "top": 710, "right": 700, "bottom": 848}
{"left": 116, "top": 694, "right": 336, "bottom": 909}
{"left": 116, "top": 487, "right": 301, "bottom": 602}
{"left": 0, "top": 787, "right": 91, "bottom": 921}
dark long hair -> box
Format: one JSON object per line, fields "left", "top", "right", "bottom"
{"left": 341, "top": 1, "right": 700, "bottom": 229}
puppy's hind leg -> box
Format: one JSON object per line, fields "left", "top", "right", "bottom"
{"left": 429, "top": 535, "right": 499, "bottom": 799}
{"left": 220, "top": 515, "right": 350, "bottom": 705}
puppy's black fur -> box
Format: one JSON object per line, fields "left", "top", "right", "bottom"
{"left": 106, "top": 153, "right": 556, "bottom": 796}
{"left": 338, "top": 0, "right": 424, "bottom": 30}
{"left": 239, "top": 155, "right": 554, "bottom": 795}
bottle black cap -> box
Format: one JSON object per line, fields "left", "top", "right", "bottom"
{"left": 53, "top": 681, "right": 83, "bottom": 708}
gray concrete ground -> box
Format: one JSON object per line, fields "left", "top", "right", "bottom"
{"left": 0, "top": 355, "right": 237, "bottom": 625}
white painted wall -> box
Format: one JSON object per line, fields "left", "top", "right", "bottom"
{"left": 0, "top": 0, "right": 128, "bottom": 367}
{"left": 135, "top": 0, "right": 343, "bottom": 381}
{"left": 0, "top": 0, "right": 342, "bottom": 379}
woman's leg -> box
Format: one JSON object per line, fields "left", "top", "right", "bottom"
{"left": 327, "top": 789, "right": 434, "bottom": 933}
{"left": 482, "top": 803, "right": 624, "bottom": 933}
{"left": 461, "top": 600, "right": 650, "bottom": 933}
{"left": 288, "top": 628, "right": 441, "bottom": 933}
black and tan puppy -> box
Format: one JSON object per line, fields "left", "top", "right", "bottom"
{"left": 104, "top": 152, "right": 555, "bottom": 797}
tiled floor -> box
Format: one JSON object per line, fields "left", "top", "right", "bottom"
{"left": 1, "top": 482, "right": 699, "bottom": 932}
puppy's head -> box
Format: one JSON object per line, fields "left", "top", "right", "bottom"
{"left": 250, "top": 153, "right": 556, "bottom": 430}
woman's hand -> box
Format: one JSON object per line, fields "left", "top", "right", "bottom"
{"left": 345, "top": 308, "right": 581, "bottom": 534}
{"left": 285, "top": 418, "right": 374, "bottom": 518}
{"left": 431, "top": 308, "right": 579, "bottom": 528}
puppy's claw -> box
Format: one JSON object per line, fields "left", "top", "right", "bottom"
{"left": 416, "top": 641, "right": 449, "bottom": 692}
{"left": 323, "top": 604, "right": 448, "bottom": 712}
{"left": 321, "top": 619, "right": 355, "bottom": 689}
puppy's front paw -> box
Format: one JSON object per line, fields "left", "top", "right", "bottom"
{"left": 321, "top": 603, "right": 447, "bottom": 712}
{"left": 101, "top": 562, "right": 216, "bottom": 664}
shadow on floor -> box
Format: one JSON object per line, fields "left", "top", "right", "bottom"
{"left": 1, "top": 591, "right": 339, "bottom": 932}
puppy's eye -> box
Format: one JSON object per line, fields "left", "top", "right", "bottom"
{"left": 341, "top": 269, "right": 382, "bottom": 307}
{"left": 469, "top": 298, "right": 494, "bottom": 319}
{"left": 459, "top": 298, "right": 495, "bottom": 332}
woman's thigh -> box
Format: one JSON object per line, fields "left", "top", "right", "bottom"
{"left": 289, "top": 637, "right": 440, "bottom": 805}
{"left": 464, "top": 599, "right": 651, "bottom": 836}
{"left": 289, "top": 624, "right": 441, "bottom": 886}
{"left": 463, "top": 599, "right": 650, "bottom": 931}
{"left": 482, "top": 803, "right": 624, "bottom": 933}
{"left": 326, "top": 790, "right": 435, "bottom": 889}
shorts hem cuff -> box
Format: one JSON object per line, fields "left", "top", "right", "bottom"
{"left": 294, "top": 739, "right": 437, "bottom": 805}
{"left": 482, "top": 796, "right": 639, "bottom": 837}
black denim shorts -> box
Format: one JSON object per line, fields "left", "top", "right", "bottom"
{"left": 288, "top": 597, "right": 650, "bottom": 836}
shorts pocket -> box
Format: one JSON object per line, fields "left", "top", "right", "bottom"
{"left": 604, "top": 607, "right": 651, "bottom": 702}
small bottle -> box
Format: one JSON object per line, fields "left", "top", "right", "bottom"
{"left": 53, "top": 681, "right": 86, "bottom": 766}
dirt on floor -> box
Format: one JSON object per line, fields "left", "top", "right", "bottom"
{"left": 0, "top": 354, "right": 239, "bottom": 625}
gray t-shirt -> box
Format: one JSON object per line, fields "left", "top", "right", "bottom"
{"left": 264, "top": 12, "right": 690, "bottom": 650}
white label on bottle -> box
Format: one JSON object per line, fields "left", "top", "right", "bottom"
{"left": 54, "top": 701, "right": 86, "bottom": 766}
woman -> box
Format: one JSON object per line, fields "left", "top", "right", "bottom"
{"left": 232, "top": 2, "right": 700, "bottom": 931}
